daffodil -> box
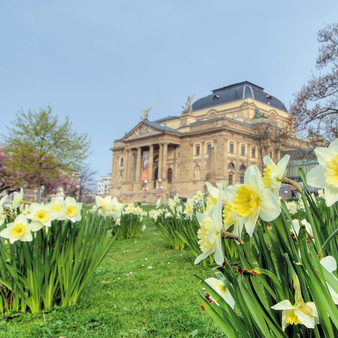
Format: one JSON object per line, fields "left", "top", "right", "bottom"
{"left": 95, "top": 195, "right": 115, "bottom": 217}
{"left": 271, "top": 273, "right": 318, "bottom": 331}
{"left": 27, "top": 203, "right": 54, "bottom": 231}
{"left": 49, "top": 196, "right": 66, "bottom": 220}
{"left": 156, "top": 197, "right": 162, "bottom": 209}
{"left": 234, "top": 165, "right": 281, "bottom": 236}
{"left": 307, "top": 138, "right": 338, "bottom": 206}
{"left": 11, "top": 188, "right": 24, "bottom": 209}
{"left": 204, "top": 277, "right": 235, "bottom": 309}
{"left": 263, "top": 154, "right": 290, "bottom": 195}
{"left": 320, "top": 256, "right": 338, "bottom": 305}
{"left": 0, "top": 214, "right": 33, "bottom": 244}
{"left": 205, "top": 182, "right": 236, "bottom": 214}
{"left": 64, "top": 197, "right": 82, "bottom": 222}
{"left": 195, "top": 200, "right": 224, "bottom": 265}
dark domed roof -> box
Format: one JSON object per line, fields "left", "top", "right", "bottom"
{"left": 192, "top": 81, "right": 287, "bottom": 112}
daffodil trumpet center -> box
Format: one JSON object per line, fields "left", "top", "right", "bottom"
{"left": 10, "top": 223, "right": 27, "bottom": 238}
{"left": 234, "top": 185, "right": 261, "bottom": 217}
{"left": 326, "top": 153, "right": 338, "bottom": 187}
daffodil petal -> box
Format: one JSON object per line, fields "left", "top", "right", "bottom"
{"left": 306, "top": 165, "right": 326, "bottom": 188}
{"left": 194, "top": 248, "right": 214, "bottom": 265}
{"left": 244, "top": 211, "right": 259, "bottom": 237}
{"left": 271, "top": 299, "right": 295, "bottom": 310}
{"left": 277, "top": 154, "right": 290, "bottom": 178}
{"left": 260, "top": 189, "right": 281, "bottom": 221}
{"left": 214, "top": 236, "right": 224, "bottom": 265}
{"left": 329, "top": 138, "right": 338, "bottom": 152}
{"left": 314, "top": 147, "right": 332, "bottom": 167}
{"left": 325, "top": 185, "right": 338, "bottom": 207}
{"left": 205, "top": 182, "right": 220, "bottom": 199}
{"left": 294, "top": 309, "right": 315, "bottom": 329}
{"left": 320, "top": 256, "right": 337, "bottom": 273}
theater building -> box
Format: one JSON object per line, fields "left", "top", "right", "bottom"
{"left": 110, "top": 81, "right": 308, "bottom": 203}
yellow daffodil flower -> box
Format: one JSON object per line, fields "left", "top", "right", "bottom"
{"left": 234, "top": 165, "right": 281, "bottom": 236}
{"left": 307, "top": 138, "right": 338, "bottom": 206}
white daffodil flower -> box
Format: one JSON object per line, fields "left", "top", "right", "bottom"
{"left": 291, "top": 219, "right": 313, "bottom": 238}
{"left": 286, "top": 201, "right": 299, "bottom": 215}
{"left": 0, "top": 207, "right": 6, "bottom": 226}
{"left": 234, "top": 165, "right": 281, "bottom": 236}
{"left": 0, "top": 214, "right": 33, "bottom": 244}
{"left": 49, "top": 196, "right": 66, "bottom": 220}
{"left": 95, "top": 195, "right": 115, "bottom": 217}
{"left": 205, "top": 277, "right": 235, "bottom": 309}
{"left": 271, "top": 273, "right": 318, "bottom": 331}
{"left": 155, "top": 197, "right": 162, "bottom": 209}
{"left": 320, "top": 256, "right": 338, "bottom": 305}
{"left": 306, "top": 138, "right": 338, "bottom": 206}
{"left": 263, "top": 154, "right": 290, "bottom": 195}
{"left": 11, "top": 188, "right": 24, "bottom": 209}
{"left": 64, "top": 197, "right": 82, "bottom": 222}
{"left": 205, "top": 181, "right": 237, "bottom": 215}
{"left": 27, "top": 202, "right": 54, "bottom": 232}
{"left": 195, "top": 200, "right": 224, "bottom": 265}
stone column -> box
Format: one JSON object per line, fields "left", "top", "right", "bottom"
{"left": 158, "top": 143, "right": 163, "bottom": 181}
{"left": 148, "top": 144, "right": 154, "bottom": 187}
{"left": 162, "top": 143, "right": 168, "bottom": 181}
{"left": 124, "top": 149, "right": 129, "bottom": 182}
{"left": 127, "top": 149, "right": 133, "bottom": 183}
{"left": 135, "top": 147, "right": 142, "bottom": 184}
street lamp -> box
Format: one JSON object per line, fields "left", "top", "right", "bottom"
{"left": 157, "top": 178, "right": 163, "bottom": 197}
{"left": 142, "top": 180, "right": 148, "bottom": 202}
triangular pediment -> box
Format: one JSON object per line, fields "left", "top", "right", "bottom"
{"left": 123, "top": 122, "right": 162, "bottom": 141}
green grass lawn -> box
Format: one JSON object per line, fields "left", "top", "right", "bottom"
{"left": 0, "top": 217, "right": 224, "bottom": 337}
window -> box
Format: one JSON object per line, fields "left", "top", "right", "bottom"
{"left": 195, "top": 144, "right": 200, "bottom": 156}
{"left": 206, "top": 141, "right": 213, "bottom": 153}
{"left": 229, "top": 142, "right": 234, "bottom": 154}
{"left": 228, "top": 174, "right": 233, "bottom": 185}
{"left": 251, "top": 147, "right": 256, "bottom": 158}
{"left": 228, "top": 162, "right": 235, "bottom": 169}
{"left": 239, "top": 164, "right": 246, "bottom": 171}
{"left": 120, "top": 157, "right": 124, "bottom": 167}
{"left": 167, "top": 168, "right": 172, "bottom": 183}
{"left": 269, "top": 150, "right": 273, "bottom": 158}
{"left": 240, "top": 174, "right": 244, "bottom": 184}
{"left": 241, "top": 144, "right": 246, "bottom": 156}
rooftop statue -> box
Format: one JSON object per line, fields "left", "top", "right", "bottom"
{"left": 182, "top": 95, "right": 195, "bottom": 115}
{"left": 142, "top": 107, "right": 152, "bottom": 121}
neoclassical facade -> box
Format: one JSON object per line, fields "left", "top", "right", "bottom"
{"left": 110, "top": 81, "right": 308, "bottom": 203}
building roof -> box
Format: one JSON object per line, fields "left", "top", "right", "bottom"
{"left": 192, "top": 81, "right": 287, "bottom": 112}
{"left": 154, "top": 115, "right": 179, "bottom": 123}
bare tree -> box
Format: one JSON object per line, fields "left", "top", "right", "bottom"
{"left": 290, "top": 22, "right": 338, "bottom": 141}
{"left": 252, "top": 112, "right": 295, "bottom": 170}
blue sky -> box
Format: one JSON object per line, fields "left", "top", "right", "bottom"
{"left": 0, "top": 1, "right": 337, "bottom": 181}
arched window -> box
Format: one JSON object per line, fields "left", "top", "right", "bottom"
{"left": 228, "top": 162, "right": 235, "bottom": 169}
{"left": 167, "top": 168, "right": 172, "bottom": 183}
{"left": 239, "top": 164, "right": 246, "bottom": 171}
{"left": 120, "top": 157, "right": 124, "bottom": 167}
{"left": 228, "top": 174, "right": 233, "bottom": 185}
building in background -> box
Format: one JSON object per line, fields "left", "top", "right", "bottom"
{"left": 97, "top": 176, "right": 111, "bottom": 195}
{"left": 111, "top": 81, "right": 309, "bottom": 203}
